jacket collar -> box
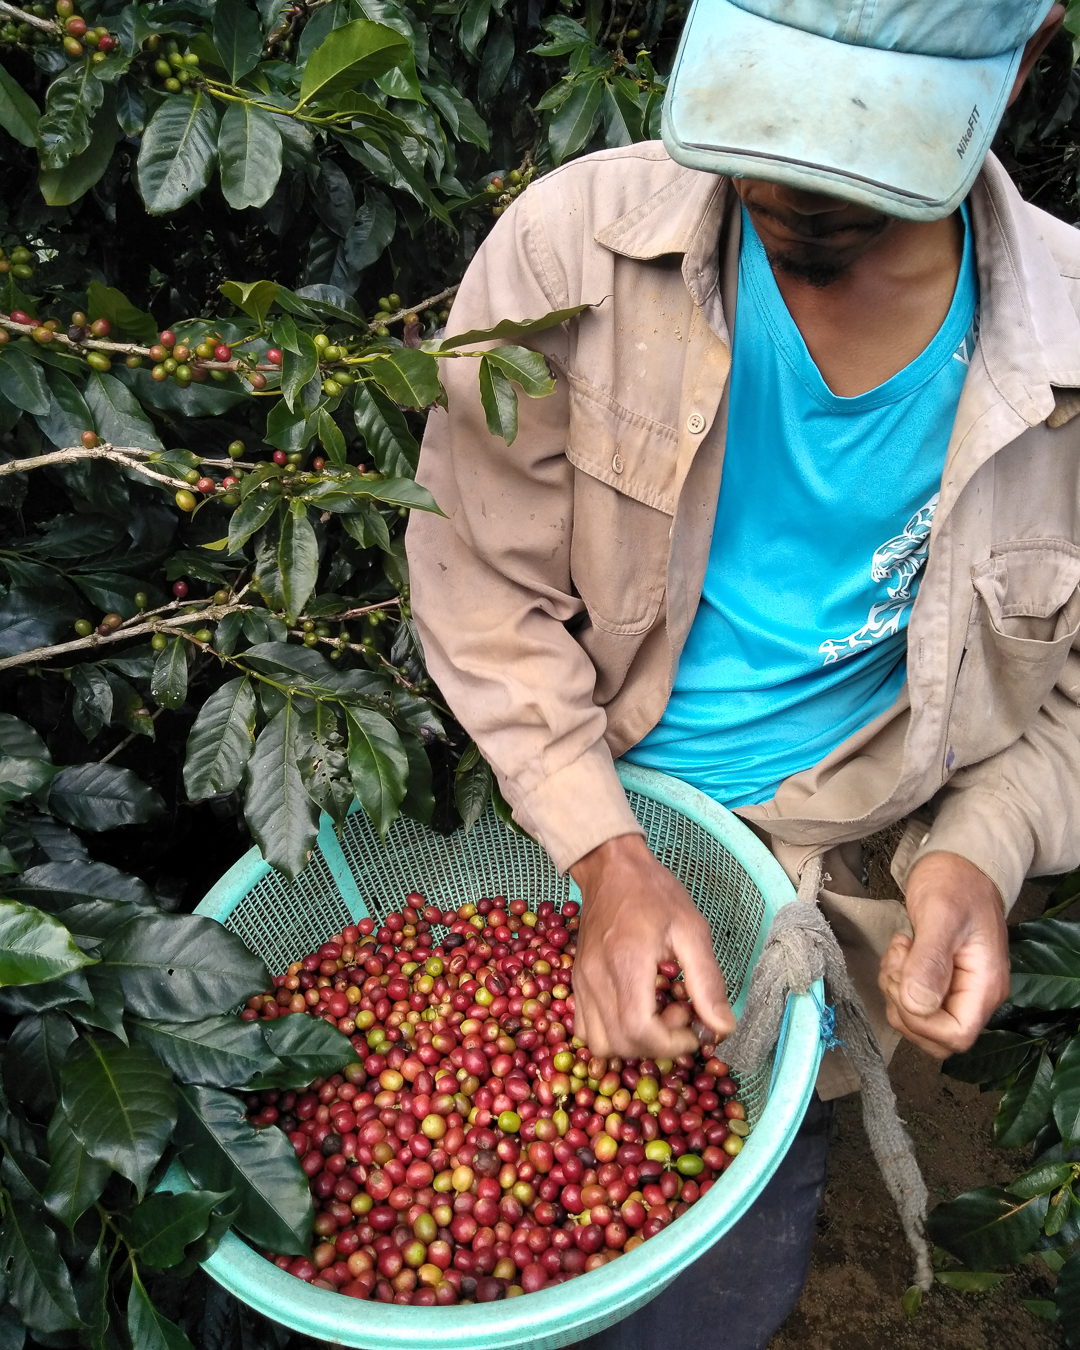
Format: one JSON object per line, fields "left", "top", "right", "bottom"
{"left": 595, "top": 151, "right": 1080, "bottom": 429}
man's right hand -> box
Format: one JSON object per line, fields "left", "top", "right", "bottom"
{"left": 569, "top": 834, "right": 736, "bottom": 1059}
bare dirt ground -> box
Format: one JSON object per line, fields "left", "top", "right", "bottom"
{"left": 769, "top": 850, "right": 1065, "bottom": 1350}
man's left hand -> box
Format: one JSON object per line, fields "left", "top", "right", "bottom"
{"left": 878, "top": 851, "right": 1011, "bottom": 1059}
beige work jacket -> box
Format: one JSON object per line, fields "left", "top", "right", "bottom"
{"left": 407, "top": 143, "right": 1080, "bottom": 1095}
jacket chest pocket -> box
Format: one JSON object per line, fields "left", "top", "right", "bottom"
{"left": 945, "top": 541, "right": 1080, "bottom": 771}
{"left": 566, "top": 378, "right": 677, "bottom": 636}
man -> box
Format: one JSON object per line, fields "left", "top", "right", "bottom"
{"left": 407, "top": 0, "right": 1080, "bottom": 1343}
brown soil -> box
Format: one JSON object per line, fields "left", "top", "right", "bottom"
{"left": 769, "top": 855, "right": 1066, "bottom": 1350}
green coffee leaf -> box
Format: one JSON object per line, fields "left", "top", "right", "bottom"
{"left": 0, "top": 755, "right": 56, "bottom": 804}
{"left": 0, "top": 900, "right": 96, "bottom": 987}
{"left": 298, "top": 703, "right": 353, "bottom": 827}
{"left": 60, "top": 1035, "right": 177, "bottom": 1196}
{"left": 84, "top": 282, "right": 159, "bottom": 345}
{"left": 280, "top": 331, "right": 320, "bottom": 412}
{"left": 48, "top": 762, "right": 165, "bottom": 832}
{"left": 298, "top": 19, "right": 411, "bottom": 107}
{"left": 1056, "top": 1248, "right": 1080, "bottom": 1345}
{"left": 127, "top": 1266, "right": 194, "bottom": 1350}
{"left": 248, "top": 1014, "right": 356, "bottom": 1089}
{"left": 151, "top": 637, "right": 189, "bottom": 711}
{"left": 1052, "top": 1034, "right": 1080, "bottom": 1148}
{"left": 245, "top": 700, "right": 320, "bottom": 879}
{"left": 175, "top": 1085, "right": 313, "bottom": 1253}
{"left": 39, "top": 89, "right": 117, "bottom": 207}
{"left": 0, "top": 1198, "right": 82, "bottom": 1333}
{"left": 994, "top": 1047, "right": 1055, "bottom": 1148}
{"left": 0, "top": 713, "right": 49, "bottom": 760}
{"left": 220, "top": 279, "right": 280, "bottom": 326}
{"left": 137, "top": 91, "right": 220, "bottom": 214}
{"left": 478, "top": 353, "right": 518, "bottom": 443}
{"left": 213, "top": 0, "right": 263, "bottom": 81}
{"left": 548, "top": 73, "right": 604, "bottom": 164}
{"left": 944, "top": 1030, "right": 1038, "bottom": 1086}
{"left": 132, "top": 1014, "right": 276, "bottom": 1089}
{"left": 2, "top": 1010, "right": 77, "bottom": 1117}
{"left": 120, "top": 1188, "right": 233, "bottom": 1268}
{"left": 278, "top": 501, "right": 319, "bottom": 623}
{"left": 219, "top": 101, "right": 282, "bottom": 211}
{"left": 102, "top": 913, "right": 270, "bottom": 1020}
{"left": 934, "top": 1270, "right": 1007, "bottom": 1292}
{"left": 183, "top": 675, "right": 257, "bottom": 800}
{"left": 439, "top": 303, "right": 593, "bottom": 351}
{"left": 227, "top": 488, "right": 280, "bottom": 553}
{"left": 484, "top": 345, "right": 555, "bottom": 398}
{"left": 0, "top": 348, "right": 50, "bottom": 418}
{"left": 346, "top": 704, "right": 408, "bottom": 838}
{"left": 85, "top": 369, "right": 165, "bottom": 452}
{"left": 1010, "top": 918, "right": 1080, "bottom": 1008}
{"left": 365, "top": 347, "right": 443, "bottom": 409}
{"left": 0, "top": 60, "right": 40, "bottom": 147}
{"left": 352, "top": 380, "right": 419, "bottom": 476}
{"left": 43, "top": 1105, "right": 111, "bottom": 1229}
{"left": 38, "top": 60, "right": 102, "bottom": 169}
{"left": 317, "top": 408, "right": 347, "bottom": 468}
{"left": 1007, "top": 1159, "right": 1075, "bottom": 1199}
{"left": 926, "top": 1186, "right": 1048, "bottom": 1270}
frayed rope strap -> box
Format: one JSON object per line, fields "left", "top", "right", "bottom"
{"left": 720, "top": 855, "right": 934, "bottom": 1293}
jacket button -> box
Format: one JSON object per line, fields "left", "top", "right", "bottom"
{"left": 686, "top": 413, "right": 706, "bottom": 434}
{"left": 611, "top": 452, "right": 624, "bottom": 474}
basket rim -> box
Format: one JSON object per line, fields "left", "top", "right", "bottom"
{"left": 188, "top": 764, "right": 825, "bottom": 1349}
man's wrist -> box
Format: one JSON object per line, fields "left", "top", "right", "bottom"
{"left": 570, "top": 832, "right": 651, "bottom": 890}
{"left": 905, "top": 850, "right": 1004, "bottom": 914}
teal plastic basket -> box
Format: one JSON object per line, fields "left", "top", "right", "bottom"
{"left": 188, "top": 762, "right": 824, "bottom": 1349}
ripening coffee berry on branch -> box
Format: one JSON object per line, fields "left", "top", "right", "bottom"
{"left": 71, "top": 311, "right": 88, "bottom": 328}
{"left": 267, "top": 348, "right": 282, "bottom": 365}
{"left": 214, "top": 343, "right": 231, "bottom": 362}
{"left": 248, "top": 372, "right": 267, "bottom": 390}
{"left": 151, "top": 632, "right": 168, "bottom": 651}
{"left": 196, "top": 477, "right": 215, "bottom": 494}
{"left": 174, "top": 491, "right": 196, "bottom": 513}
{"left": 32, "top": 326, "right": 52, "bottom": 344}
{"left": 135, "top": 592, "right": 147, "bottom": 609}
{"left": 159, "top": 330, "right": 176, "bottom": 347}
{"left": 74, "top": 619, "right": 93, "bottom": 637}
{"left": 172, "top": 580, "right": 189, "bottom": 597}
{"left": 89, "top": 317, "right": 110, "bottom": 337}
{"left": 80, "top": 430, "right": 99, "bottom": 447}
{"left": 227, "top": 440, "right": 245, "bottom": 458}
{"left": 273, "top": 450, "right": 288, "bottom": 466}
{"left": 86, "top": 352, "right": 111, "bottom": 371}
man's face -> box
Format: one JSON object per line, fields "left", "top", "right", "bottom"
{"left": 733, "top": 178, "right": 895, "bottom": 287}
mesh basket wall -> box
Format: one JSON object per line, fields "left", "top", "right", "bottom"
{"left": 220, "top": 794, "right": 775, "bottom": 1125}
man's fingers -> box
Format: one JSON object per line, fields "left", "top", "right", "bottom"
{"left": 675, "top": 921, "right": 735, "bottom": 1041}
{"left": 897, "top": 918, "right": 963, "bottom": 1018}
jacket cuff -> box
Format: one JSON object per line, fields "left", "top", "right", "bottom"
{"left": 510, "top": 745, "right": 644, "bottom": 873}
{"left": 901, "top": 788, "right": 1033, "bottom": 912}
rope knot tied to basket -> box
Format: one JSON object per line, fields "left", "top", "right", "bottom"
{"left": 719, "top": 855, "right": 934, "bottom": 1294}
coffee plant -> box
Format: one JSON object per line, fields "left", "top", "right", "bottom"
{"left": 1, "top": 0, "right": 1080, "bottom": 1346}
{"left": 921, "top": 895, "right": 1080, "bottom": 1341}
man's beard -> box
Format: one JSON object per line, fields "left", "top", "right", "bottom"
{"left": 747, "top": 200, "right": 890, "bottom": 289}
{"left": 764, "top": 246, "right": 854, "bottom": 289}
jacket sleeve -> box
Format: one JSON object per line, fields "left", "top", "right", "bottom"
{"left": 405, "top": 188, "right": 644, "bottom": 872}
{"left": 904, "top": 655, "right": 1080, "bottom": 907}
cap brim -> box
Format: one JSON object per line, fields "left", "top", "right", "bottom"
{"left": 662, "top": 0, "right": 1021, "bottom": 220}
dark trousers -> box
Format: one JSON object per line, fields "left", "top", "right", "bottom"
{"left": 574, "top": 1093, "right": 834, "bottom": 1350}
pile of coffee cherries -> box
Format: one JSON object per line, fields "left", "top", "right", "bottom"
{"left": 242, "top": 893, "right": 750, "bottom": 1306}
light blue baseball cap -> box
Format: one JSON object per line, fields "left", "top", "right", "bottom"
{"left": 662, "top": 0, "right": 1057, "bottom": 219}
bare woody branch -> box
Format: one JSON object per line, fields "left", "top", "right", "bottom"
{"left": 0, "top": 601, "right": 256, "bottom": 673}
{"left": 0, "top": 1, "right": 55, "bottom": 30}
{"left": 0, "top": 444, "right": 195, "bottom": 492}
